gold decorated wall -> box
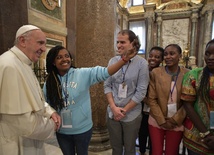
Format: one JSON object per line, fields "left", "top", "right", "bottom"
{"left": 117, "top": 0, "right": 214, "bottom": 67}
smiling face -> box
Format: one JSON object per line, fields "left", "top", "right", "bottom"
{"left": 164, "top": 45, "right": 181, "bottom": 69}
{"left": 20, "top": 30, "right": 46, "bottom": 63}
{"left": 54, "top": 49, "right": 72, "bottom": 76}
{"left": 148, "top": 49, "right": 163, "bottom": 71}
{"left": 205, "top": 42, "right": 214, "bottom": 73}
{"left": 116, "top": 33, "right": 133, "bottom": 55}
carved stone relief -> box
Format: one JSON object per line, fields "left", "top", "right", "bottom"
{"left": 30, "top": 0, "right": 62, "bottom": 20}
{"left": 162, "top": 18, "right": 189, "bottom": 50}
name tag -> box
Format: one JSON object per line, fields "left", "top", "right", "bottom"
{"left": 118, "top": 83, "right": 127, "bottom": 98}
{"left": 167, "top": 103, "right": 177, "bottom": 117}
{"left": 61, "top": 109, "right": 72, "bottom": 128}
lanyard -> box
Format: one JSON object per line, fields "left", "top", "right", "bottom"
{"left": 60, "top": 74, "right": 69, "bottom": 107}
{"left": 121, "top": 62, "right": 130, "bottom": 83}
{"left": 166, "top": 66, "right": 180, "bottom": 102}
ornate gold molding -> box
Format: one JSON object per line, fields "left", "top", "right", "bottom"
{"left": 41, "top": 0, "right": 60, "bottom": 10}
{"left": 118, "top": 0, "right": 203, "bottom": 14}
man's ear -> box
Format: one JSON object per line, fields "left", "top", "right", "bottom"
{"left": 18, "top": 36, "right": 27, "bottom": 47}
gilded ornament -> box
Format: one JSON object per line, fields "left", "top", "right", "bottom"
{"left": 42, "top": 0, "right": 60, "bottom": 11}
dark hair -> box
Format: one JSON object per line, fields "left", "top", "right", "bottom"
{"left": 164, "top": 44, "right": 182, "bottom": 54}
{"left": 198, "top": 39, "right": 214, "bottom": 104}
{"left": 118, "top": 30, "right": 141, "bottom": 51}
{"left": 205, "top": 39, "right": 214, "bottom": 49}
{"left": 150, "top": 46, "right": 164, "bottom": 61}
{"left": 45, "top": 45, "right": 73, "bottom": 110}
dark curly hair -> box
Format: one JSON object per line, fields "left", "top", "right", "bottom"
{"left": 45, "top": 45, "right": 74, "bottom": 110}
{"left": 150, "top": 46, "right": 164, "bottom": 61}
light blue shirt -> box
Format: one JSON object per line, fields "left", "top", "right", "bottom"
{"left": 104, "top": 55, "right": 149, "bottom": 122}
{"left": 43, "top": 66, "right": 109, "bottom": 134}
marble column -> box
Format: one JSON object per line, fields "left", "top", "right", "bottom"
{"left": 190, "top": 9, "right": 199, "bottom": 56}
{"left": 203, "top": 9, "right": 213, "bottom": 50}
{"left": 144, "top": 4, "right": 156, "bottom": 58}
{"left": 198, "top": 5, "right": 214, "bottom": 67}
{"left": 75, "top": 0, "right": 117, "bottom": 151}
{"left": 155, "top": 12, "right": 163, "bottom": 46}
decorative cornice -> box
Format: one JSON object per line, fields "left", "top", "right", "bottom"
{"left": 154, "top": 0, "right": 203, "bottom": 20}
{"left": 201, "top": 3, "right": 214, "bottom": 14}
{"left": 128, "top": 6, "right": 145, "bottom": 14}
{"left": 118, "top": 0, "right": 204, "bottom": 14}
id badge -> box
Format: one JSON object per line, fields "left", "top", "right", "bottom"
{"left": 210, "top": 111, "right": 214, "bottom": 129}
{"left": 167, "top": 103, "right": 177, "bottom": 117}
{"left": 118, "top": 84, "right": 127, "bottom": 98}
{"left": 61, "top": 109, "right": 72, "bottom": 128}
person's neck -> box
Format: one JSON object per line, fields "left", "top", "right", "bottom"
{"left": 59, "top": 70, "right": 69, "bottom": 76}
{"left": 209, "top": 69, "right": 214, "bottom": 76}
{"left": 166, "top": 65, "right": 179, "bottom": 75}
{"left": 149, "top": 66, "right": 153, "bottom": 72}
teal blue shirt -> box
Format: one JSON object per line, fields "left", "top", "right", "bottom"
{"left": 43, "top": 66, "right": 109, "bottom": 134}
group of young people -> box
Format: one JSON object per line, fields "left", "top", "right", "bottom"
{"left": 0, "top": 24, "right": 214, "bottom": 155}
{"left": 138, "top": 41, "right": 214, "bottom": 155}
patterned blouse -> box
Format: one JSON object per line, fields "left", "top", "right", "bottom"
{"left": 181, "top": 67, "right": 214, "bottom": 155}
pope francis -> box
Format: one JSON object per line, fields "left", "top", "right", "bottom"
{"left": 0, "top": 25, "right": 61, "bottom": 155}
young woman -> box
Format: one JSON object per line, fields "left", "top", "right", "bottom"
{"left": 181, "top": 39, "right": 214, "bottom": 155}
{"left": 138, "top": 46, "right": 164, "bottom": 155}
{"left": 148, "top": 44, "right": 189, "bottom": 155}
{"left": 43, "top": 45, "right": 137, "bottom": 155}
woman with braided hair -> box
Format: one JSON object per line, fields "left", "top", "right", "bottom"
{"left": 181, "top": 39, "right": 214, "bottom": 155}
{"left": 43, "top": 44, "right": 137, "bottom": 155}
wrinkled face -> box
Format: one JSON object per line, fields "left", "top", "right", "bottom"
{"left": 116, "top": 34, "right": 133, "bottom": 55}
{"left": 164, "top": 46, "right": 181, "bottom": 67}
{"left": 54, "top": 49, "right": 72, "bottom": 76}
{"left": 23, "top": 30, "right": 46, "bottom": 63}
{"left": 148, "top": 50, "right": 163, "bottom": 70}
{"left": 204, "top": 43, "right": 214, "bottom": 73}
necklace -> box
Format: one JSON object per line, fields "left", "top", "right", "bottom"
{"left": 166, "top": 66, "right": 180, "bottom": 80}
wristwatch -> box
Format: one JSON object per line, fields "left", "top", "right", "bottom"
{"left": 199, "top": 131, "right": 210, "bottom": 138}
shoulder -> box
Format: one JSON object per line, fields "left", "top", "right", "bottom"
{"left": 184, "top": 67, "right": 203, "bottom": 77}
{"left": 179, "top": 66, "right": 190, "bottom": 73}
{"left": 110, "top": 55, "right": 120, "bottom": 61}
{"left": 190, "top": 67, "right": 203, "bottom": 73}
{"left": 185, "top": 67, "right": 202, "bottom": 75}
{"left": 150, "top": 67, "right": 165, "bottom": 79}
{"left": 151, "top": 66, "right": 164, "bottom": 73}
{"left": 0, "top": 52, "right": 17, "bottom": 71}
{"left": 108, "top": 56, "right": 120, "bottom": 64}
{"left": 132, "top": 55, "right": 148, "bottom": 66}
{"left": 134, "top": 55, "right": 146, "bottom": 61}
